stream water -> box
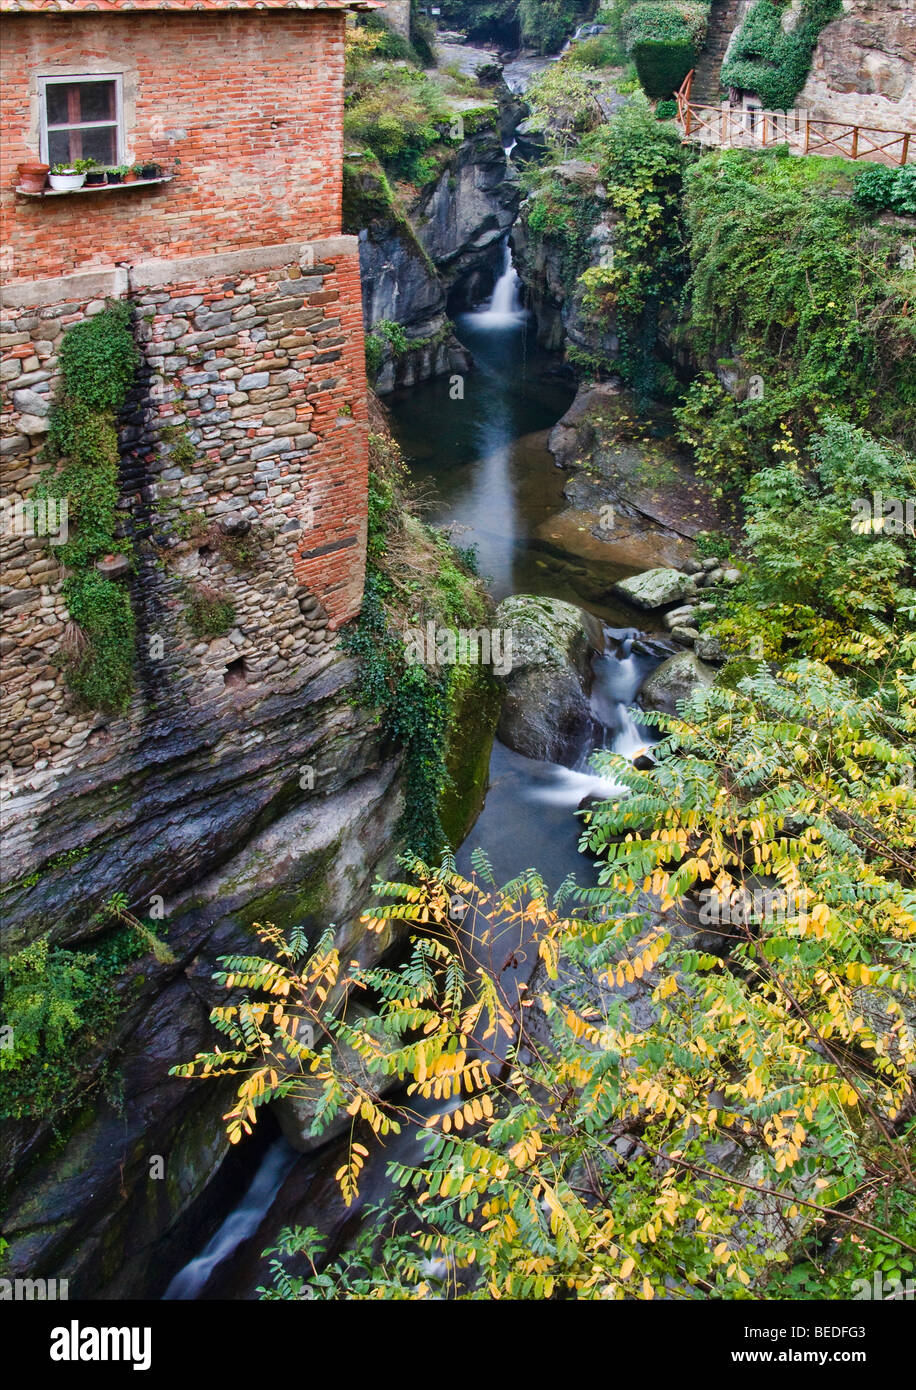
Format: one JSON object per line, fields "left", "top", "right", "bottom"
{"left": 163, "top": 239, "right": 669, "bottom": 1300}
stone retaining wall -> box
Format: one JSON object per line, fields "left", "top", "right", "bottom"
{"left": 0, "top": 236, "right": 368, "bottom": 801}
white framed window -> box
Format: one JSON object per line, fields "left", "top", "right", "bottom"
{"left": 38, "top": 74, "right": 124, "bottom": 168}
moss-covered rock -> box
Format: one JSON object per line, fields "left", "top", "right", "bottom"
{"left": 439, "top": 668, "right": 502, "bottom": 847}
{"left": 494, "top": 595, "right": 604, "bottom": 763}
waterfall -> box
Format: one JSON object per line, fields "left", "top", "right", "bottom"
{"left": 162, "top": 1138, "right": 297, "bottom": 1300}
{"left": 470, "top": 239, "right": 526, "bottom": 329}
{"left": 611, "top": 701, "right": 648, "bottom": 761}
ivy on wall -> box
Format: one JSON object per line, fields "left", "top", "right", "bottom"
{"left": 339, "top": 436, "right": 492, "bottom": 860}
{"left": 721, "top": 0, "right": 843, "bottom": 111}
{"left": 32, "top": 301, "right": 139, "bottom": 715}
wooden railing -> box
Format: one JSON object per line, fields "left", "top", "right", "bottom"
{"left": 675, "top": 71, "right": 914, "bottom": 166}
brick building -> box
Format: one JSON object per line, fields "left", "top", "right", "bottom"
{"left": 0, "top": 0, "right": 374, "bottom": 786}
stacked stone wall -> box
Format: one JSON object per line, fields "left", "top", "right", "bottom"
{"left": 0, "top": 237, "right": 368, "bottom": 800}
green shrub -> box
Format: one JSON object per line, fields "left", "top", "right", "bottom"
{"left": 655, "top": 97, "right": 678, "bottom": 119}
{"left": 61, "top": 569, "right": 136, "bottom": 714}
{"left": 622, "top": 3, "right": 709, "bottom": 99}
{"left": 576, "top": 95, "right": 689, "bottom": 391}
{"left": 714, "top": 419, "right": 916, "bottom": 662}
{"left": 0, "top": 937, "right": 95, "bottom": 1073}
{"left": 55, "top": 299, "right": 140, "bottom": 413}
{"left": 853, "top": 163, "right": 916, "bottom": 216}
{"left": 564, "top": 35, "right": 625, "bottom": 67}
{"left": 344, "top": 68, "right": 452, "bottom": 183}
{"left": 30, "top": 301, "right": 139, "bottom": 712}
{"left": 525, "top": 64, "right": 605, "bottom": 146}
{"left": 365, "top": 334, "right": 384, "bottom": 381}
{"left": 185, "top": 585, "right": 236, "bottom": 639}
{"left": 1, "top": 903, "right": 172, "bottom": 1120}
{"left": 852, "top": 163, "right": 897, "bottom": 212}
{"left": 890, "top": 164, "right": 916, "bottom": 216}
{"left": 365, "top": 319, "right": 410, "bottom": 382}
{"left": 721, "top": 0, "right": 842, "bottom": 111}
{"left": 356, "top": 12, "right": 420, "bottom": 64}
{"left": 676, "top": 149, "right": 916, "bottom": 479}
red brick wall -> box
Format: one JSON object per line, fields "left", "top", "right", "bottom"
{"left": 0, "top": 11, "right": 347, "bottom": 281}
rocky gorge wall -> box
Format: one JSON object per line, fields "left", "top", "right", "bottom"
{"left": 0, "top": 656, "right": 408, "bottom": 1297}
{"left": 0, "top": 236, "right": 392, "bottom": 1296}
{"left": 350, "top": 100, "right": 523, "bottom": 392}
{"left": 798, "top": 0, "right": 916, "bottom": 128}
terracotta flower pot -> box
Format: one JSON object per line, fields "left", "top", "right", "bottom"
{"left": 124, "top": 170, "right": 138, "bottom": 183}
{"left": 17, "top": 161, "right": 49, "bottom": 193}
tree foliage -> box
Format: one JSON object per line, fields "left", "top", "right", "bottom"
{"left": 708, "top": 418, "right": 916, "bottom": 666}
{"left": 175, "top": 657, "right": 916, "bottom": 1298}
{"left": 675, "top": 150, "right": 916, "bottom": 479}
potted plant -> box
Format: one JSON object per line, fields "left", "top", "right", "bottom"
{"left": 106, "top": 165, "right": 129, "bottom": 185}
{"left": 83, "top": 159, "right": 105, "bottom": 187}
{"left": 124, "top": 164, "right": 139, "bottom": 183}
{"left": 48, "top": 159, "right": 92, "bottom": 192}
{"left": 16, "top": 161, "right": 50, "bottom": 193}
{"left": 95, "top": 552, "right": 131, "bottom": 579}
{"left": 137, "top": 160, "right": 162, "bottom": 179}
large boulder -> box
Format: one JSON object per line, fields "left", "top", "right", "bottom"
{"left": 495, "top": 595, "right": 604, "bottom": 763}
{"left": 613, "top": 567, "right": 693, "bottom": 611}
{"left": 638, "top": 650, "right": 715, "bottom": 716}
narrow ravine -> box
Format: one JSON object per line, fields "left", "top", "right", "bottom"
{"left": 162, "top": 233, "right": 680, "bottom": 1299}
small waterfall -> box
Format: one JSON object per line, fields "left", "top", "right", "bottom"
{"left": 162, "top": 1138, "right": 297, "bottom": 1300}
{"left": 611, "top": 701, "right": 647, "bottom": 761}
{"left": 471, "top": 240, "right": 526, "bottom": 329}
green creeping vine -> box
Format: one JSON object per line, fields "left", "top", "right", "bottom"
{"left": 340, "top": 568, "right": 451, "bottom": 861}
{"left": 32, "top": 300, "right": 140, "bottom": 714}
{"left": 721, "top": 0, "right": 843, "bottom": 111}
{"left": 340, "top": 449, "right": 490, "bottom": 861}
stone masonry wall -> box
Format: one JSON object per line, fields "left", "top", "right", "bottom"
{"left": 0, "top": 237, "right": 368, "bottom": 802}
{"left": 0, "top": 11, "right": 347, "bottom": 280}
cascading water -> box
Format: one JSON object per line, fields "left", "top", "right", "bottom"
{"left": 472, "top": 238, "right": 527, "bottom": 329}
{"left": 526, "top": 628, "right": 660, "bottom": 812}
{"left": 162, "top": 1138, "right": 297, "bottom": 1300}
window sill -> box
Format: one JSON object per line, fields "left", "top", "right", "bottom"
{"left": 15, "top": 175, "right": 174, "bottom": 198}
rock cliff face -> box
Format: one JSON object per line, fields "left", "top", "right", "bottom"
{"left": 0, "top": 651, "right": 409, "bottom": 1298}
{"left": 355, "top": 185, "right": 471, "bottom": 394}
{"left": 413, "top": 125, "right": 522, "bottom": 304}
{"left": 798, "top": 0, "right": 916, "bottom": 128}
{"left": 350, "top": 116, "right": 522, "bottom": 393}
{"left": 512, "top": 161, "right": 621, "bottom": 360}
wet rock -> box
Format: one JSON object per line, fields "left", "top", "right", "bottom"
{"left": 638, "top": 650, "right": 715, "bottom": 716}
{"left": 696, "top": 633, "right": 727, "bottom": 664}
{"left": 494, "top": 594, "right": 604, "bottom": 763}
{"left": 613, "top": 567, "right": 693, "bottom": 611}
{"left": 663, "top": 605, "right": 697, "bottom": 630}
